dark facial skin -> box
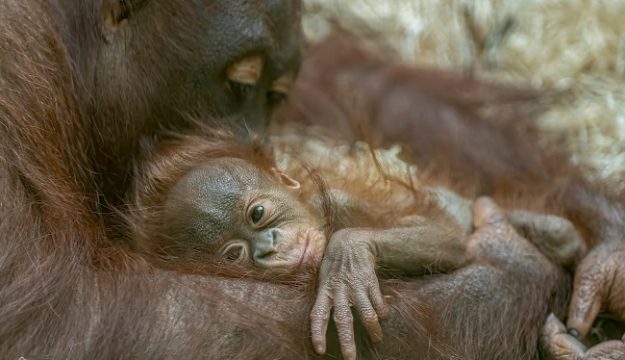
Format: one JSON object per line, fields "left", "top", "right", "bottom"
{"left": 148, "top": 158, "right": 327, "bottom": 271}
{"left": 74, "top": 0, "right": 302, "bottom": 201}
{"left": 96, "top": 0, "right": 301, "bottom": 130}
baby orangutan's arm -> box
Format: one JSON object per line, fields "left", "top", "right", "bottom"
{"left": 507, "top": 210, "right": 586, "bottom": 267}
{"left": 431, "top": 186, "right": 586, "bottom": 266}
{"left": 310, "top": 213, "right": 469, "bottom": 360}
{"left": 310, "top": 193, "right": 586, "bottom": 360}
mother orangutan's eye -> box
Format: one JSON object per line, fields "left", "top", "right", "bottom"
{"left": 267, "top": 90, "right": 287, "bottom": 107}
{"left": 229, "top": 81, "right": 256, "bottom": 99}
{"left": 267, "top": 74, "right": 292, "bottom": 106}
{"left": 226, "top": 55, "right": 263, "bottom": 100}
{"left": 250, "top": 206, "right": 265, "bottom": 224}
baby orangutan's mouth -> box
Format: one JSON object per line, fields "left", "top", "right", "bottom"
{"left": 295, "top": 229, "right": 325, "bottom": 271}
{"left": 296, "top": 235, "right": 312, "bottom": 270}
{"left": 259, "top": 230, "right": 324, "bottom": 272}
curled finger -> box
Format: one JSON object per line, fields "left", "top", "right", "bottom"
{"left": 567, "top": 254, "right": 607, "bottom": 338}
{"left": 368, "top": 280, "right": 390, "bottom": 320}
{"left": 354, "top": 289, "right": 383, "bottom": 343}
{"left": 541, "top": 314, "right": 586, "bottom": 360}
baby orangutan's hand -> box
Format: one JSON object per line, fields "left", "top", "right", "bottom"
{"left": 310, "top": 229, "right": 389, "bottom": 360}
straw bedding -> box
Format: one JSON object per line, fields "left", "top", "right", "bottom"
{"left": 303, "top": 0, "right": 625, "bottom": 189}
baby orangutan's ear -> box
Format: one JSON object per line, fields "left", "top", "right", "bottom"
{"left": 271, "top": 168, "right": 301, "bottom": 195}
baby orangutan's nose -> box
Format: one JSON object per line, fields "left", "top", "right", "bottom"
{"left": 254, "top": 229, "right": 281, "bottom": 262}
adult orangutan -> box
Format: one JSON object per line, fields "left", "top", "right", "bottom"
{"left": 0, "top": 0, "right": 307, "bottom": 358}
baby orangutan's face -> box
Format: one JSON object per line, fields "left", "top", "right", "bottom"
{"left": 157, "top": 158, "right": 327, "bottom": 272}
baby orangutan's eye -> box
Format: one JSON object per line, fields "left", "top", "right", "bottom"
{"left": 247, "top": 201, "right": 273, "bottom": 227}
{"left": 250, "top": 206, "right": 265, "bottom": 224}
{"left": 223, "top": 243, "right": 246, "bottom": 262}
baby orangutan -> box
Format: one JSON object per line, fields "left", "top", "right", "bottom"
{"left": 133, "top": 155, "right": 327, "bottom": 271}
{"left": 127, "top": 127, "right": 585, "bottom": 359}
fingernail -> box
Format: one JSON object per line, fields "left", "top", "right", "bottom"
{"left": 568, "top": 328, "right": 581, "bottom": 340}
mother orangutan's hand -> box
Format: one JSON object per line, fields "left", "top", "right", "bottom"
{"left": 568, "top": 240, "right": 625, "bottom": 340}
{"left": 542, "top": 314, "right": 625, "bottom": 360}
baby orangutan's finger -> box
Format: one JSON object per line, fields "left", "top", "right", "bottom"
{"left": 333, "top": 294, "right": 357, "bottom": 360}
{"left": 368, "top": 282, "right": 390, "bottom": 320}
{"left": 310, "top": 292, "right": 332, "bottom": 355}
{"left": 353, "top": 289, "right": 383, "bottom": 343}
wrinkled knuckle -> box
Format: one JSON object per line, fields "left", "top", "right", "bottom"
{"left": 310, "top": 310, "right": 330, "bottom": 322}
{"left": 334, "top": 311, "right": 354, "bottom": 325}
{"left": 310, "top": 303, "right": 330, "bottom": 316}
{"left": 358, "top": 303, "right": 376, "bottom": 316}
{"left": 334, "top": 311, "right": 354, "bottom": 324}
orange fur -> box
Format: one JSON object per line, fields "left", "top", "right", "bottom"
{"left": 0, "top": 2, "right": 619, "bottom": 355}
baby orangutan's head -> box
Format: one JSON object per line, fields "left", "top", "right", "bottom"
{"left": 133, "top": 157, "right": 327, "bottom": 273}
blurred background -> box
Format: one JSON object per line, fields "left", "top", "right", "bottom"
{"left": 301, "top": 0, "right": 625, "bottom": 189}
